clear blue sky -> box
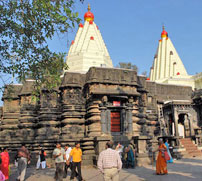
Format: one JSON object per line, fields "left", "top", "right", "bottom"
{"left": 1, "top": 0, "right": 202, "bottom": 106}
{"left": 48, "top": 0, "right": 202, "bottom": 75}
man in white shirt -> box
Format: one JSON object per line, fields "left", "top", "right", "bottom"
{"left": 63, "top": 144, "right": 73, "bottom": 178}
{"left": 53, "top": 142, "right": 66, "bottom": 181}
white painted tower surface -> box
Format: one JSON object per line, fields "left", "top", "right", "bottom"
{"left": 149, "top": 26, "right": 195, "bottom": 89}
{"left": 66, "top": 4, "right": 113, "bottom": 73}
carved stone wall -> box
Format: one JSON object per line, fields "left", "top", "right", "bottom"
{"left": 0, "top": 68, "right": 202, "bottom": 165}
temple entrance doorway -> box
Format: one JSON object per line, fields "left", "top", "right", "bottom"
{"left": 168, "top": 114, "right": 175, "bottom": 136}
{"left": 178, "top": 114, "right": 186, "bottom": 138}
{"left": 111, "top": 112, "right": 121, "bottom": 132}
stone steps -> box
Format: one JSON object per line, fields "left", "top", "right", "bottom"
{"left": 180, "top": 138, "right": 202, "bottom": 157}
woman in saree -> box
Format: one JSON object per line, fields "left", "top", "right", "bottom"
{"left": 0, "top": 148, "right": 9, "bottom": 180}
{"left": 155, "top": 138, "right": 168, "bottom": 175}
{"left": 164, "top": 139, "right": 173, "bottom": 163}
{"left": 125, "top": 144, "right": 135, "bottom": 168}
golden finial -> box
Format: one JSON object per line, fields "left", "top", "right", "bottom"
{"left": 88, "top": 4, "right": 91, "bottom": 11}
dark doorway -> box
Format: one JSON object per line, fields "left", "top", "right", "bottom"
{"left": 169, "top": 114, "right": 174, "bottom": 136}
{"left": 111, "top": 112, "right": 121, "bottom": 132}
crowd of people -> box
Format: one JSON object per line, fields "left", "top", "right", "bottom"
{"left": 0, "top": 139, "right": 174, "bottom": 181}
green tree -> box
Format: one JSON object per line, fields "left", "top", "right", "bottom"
{"left": 0, "top": 0, "right": 83, "bottom": 93}
{"left": 116, "top": 62, "right": 138, "bottom": 72}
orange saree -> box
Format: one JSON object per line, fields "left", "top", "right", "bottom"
{"left": 156, "top": 144, "right": 168, "bottom": 175}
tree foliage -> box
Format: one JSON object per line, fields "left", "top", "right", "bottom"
{"left": 117, "top": 62, "right": 138, "bottom": 72}
{"left": 0, "top": 0, "right": 82, "bottom": 93}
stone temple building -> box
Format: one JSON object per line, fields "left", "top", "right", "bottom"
{"left": 0, "top": 5, "right": 202, "bottom": 166}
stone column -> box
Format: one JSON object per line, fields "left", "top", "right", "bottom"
{"left": 173, "top": 108, "right": 179, "bottom": 137}
{"left": 188, "top": 114, "right": 195, "bottom": 136}
{"left": 133, "top": 136, "right": 152, "bottom": 166}
{"left": 126, "top": 107, "right": 133, "bottom": 134}
{"left": 165, "top": 114, "right": 170, "bottom": 135}
{"left": 100, "top": 107, "right": 107, "bottom": 134}
{"left": 121, "top": 109, "right": 126, "bottom": 133}
{"left": 106, "top": 109, "right": 111, "bottom": 134}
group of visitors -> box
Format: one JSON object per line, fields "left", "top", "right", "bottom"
{"left": 0, "top": 138, "right": 174, "bottom": 181}
{"left": 97, "top": 141, "right": 136, "bottom": 181}
{"left": 0, "top": 144, "right": 31, "bottom": 181}
{"left": 115, "top": 142, "right": 136, "bottom": 169}
{"left": 53, "top": 142, "right": 85, "bottom": 181}
{"left": 0, "top": 142, "right": 84, "bottom": 181}
{"left": 97, "top": 139, "right": 174, "bottom": 180}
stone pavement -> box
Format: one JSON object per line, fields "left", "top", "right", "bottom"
{"left": 9, "top": 157, "right": 202, "bottom": 181}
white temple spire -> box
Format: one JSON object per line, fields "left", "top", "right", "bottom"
{"left": 150, "top": 26, "right": 188, "bottom": 81}
{"left": 149, "top": 26, "right": 195, "bottom": 89}
{"left": 66, "top": 5, "right": 113, "bottom": 73}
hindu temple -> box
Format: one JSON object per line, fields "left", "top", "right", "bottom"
{"left": 0, "top": 5, "right": 202, "bottom": 166}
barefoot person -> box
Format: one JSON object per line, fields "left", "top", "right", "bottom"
{"left": 155, "top": 138, "right": 168, "bottom": 175}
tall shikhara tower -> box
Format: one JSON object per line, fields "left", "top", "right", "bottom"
{"left": 66, "top": 4, "right": 113, "bottom": 73}
{"left": 149, "top": 26, "right": 194, "bottom": 88}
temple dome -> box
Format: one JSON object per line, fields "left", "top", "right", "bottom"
{"left": 84, "top": 4, "right": 94, "bottom": 22}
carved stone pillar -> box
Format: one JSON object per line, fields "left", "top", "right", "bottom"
{"left": 173, "top": 108, "right": 179, "bottom": 137}
{"left": 121, "top": 109, "right": 126, "bottom": 133}
{"left": 188, "top": 113, "right": 195, "bottom": 136}
{"left": 164, "top": 114, "right": 170, "bottom": 135}
{"left": 106, "top": 109, "right": 111, "bottom": 134}
{"left": 126, "top": 107, "right": 133, "bottom": 134}
{"left": 100, "top": 107, "right": 107, "bottom": 134}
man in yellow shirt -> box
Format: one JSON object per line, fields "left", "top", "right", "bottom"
{"left": 67, "top": 142, "right": 85, "bottom": 181}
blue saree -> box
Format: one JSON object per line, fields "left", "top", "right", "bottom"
{"left": 165, "top": 142, "right": 173, "bottom": 163}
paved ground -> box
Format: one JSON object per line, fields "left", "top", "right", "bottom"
{"left": 9, "top": 157, "right": 202, "bottom": 181}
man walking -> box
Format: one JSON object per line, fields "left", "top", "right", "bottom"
{"left": 97, "top": 141, "right": 122, "bottom": 181}
{"left": 63, "top": 144, "right": 73, "bottom": 178}
{"left": 67, "top": 142, "right": 84, "bottom": 181}
{"left": 53, "top": 142, "right": 66, "bottom": 181}
{"left": 17, "top": 143, "right": 30, "bottom": 181}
